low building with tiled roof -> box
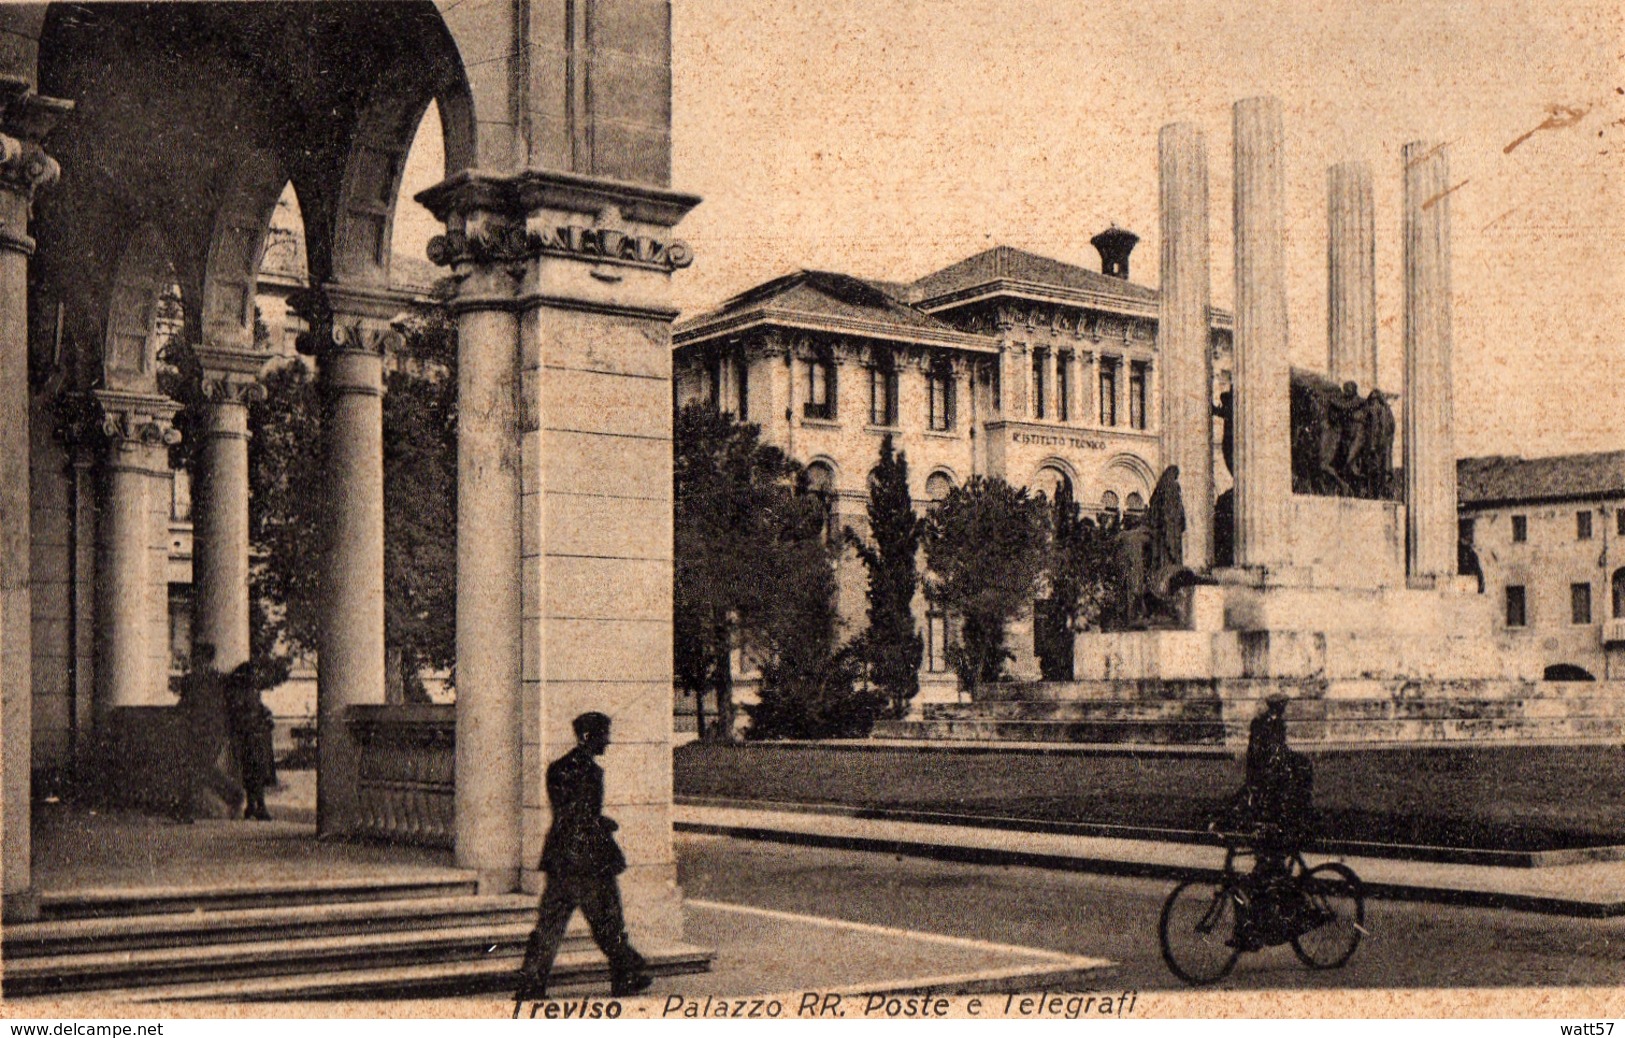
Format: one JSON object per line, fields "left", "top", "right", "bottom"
{"left": 672, "top": 231, "right": 1235, "bottom": 716}
{"left": 1457, "top": 450, "right": 1625, "bottom": 681}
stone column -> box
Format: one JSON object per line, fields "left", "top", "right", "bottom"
{"left": 298, "top": 295, "right": 391, "bottom": 838}
{"left": 1043, "top": 348, "right": 1059, "bottom": 421}
{"left": 191, "top": 346, "right": 266, "bottom": 672}
{"left": 420, "top": 172, "right": 699, "bottom": 930}
{"left": 1158, "top": 122, "right": 1214, "bottom": 568}
{"left": 1328, "top": 161, "right": 1377, "bottom": 390}
{"left": 1403, "top": 141, "right": 1456, "bottom": 585}
{"left": 1231, "top": 97, "right": 1291, "bottom": 570}
{"left": 0, "top": 86, "right": 66, "bottom": 920}
{"left": 92, "top": 391, "right": 181, "bottom": 717}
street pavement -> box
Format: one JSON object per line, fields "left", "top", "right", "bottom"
{"left": 674, "top": 832, "right": 1625, "bottom": 992}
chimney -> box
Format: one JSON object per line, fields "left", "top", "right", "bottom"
{"left": 1091, "top": 225, "right": 1139, "bottom": 280}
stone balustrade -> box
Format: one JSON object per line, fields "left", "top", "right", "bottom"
{"left": 346, "top": 704, "right": 455, "bottom": 849}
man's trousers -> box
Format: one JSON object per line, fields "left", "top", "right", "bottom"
{"left": 518, "top": 870, "right": 645, "bottom": 992}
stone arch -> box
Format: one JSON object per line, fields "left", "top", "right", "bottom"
{"left": 1102, "top": 451, "right": 1156, "bottom": 496}
{"left": 318, "top": 6, "right": 476, "bottom": 288}
{"left": 201, "top": 147, "right": 287, "bottom": 349}
{"left": 1030, "top": 457, "right": 1077, "bottom": 501}
{"left": 104, "top": 223, "right": 185, "bottom": 393}
{"left": 1099, "top": 490, "right": 1121, "bottom": 516}
{"left": 924, "top": 468, "right": 957, "bottom": 502}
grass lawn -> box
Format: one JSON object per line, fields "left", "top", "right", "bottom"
{"left": 673, "top": 742, "right": 1625, "bottom": 852}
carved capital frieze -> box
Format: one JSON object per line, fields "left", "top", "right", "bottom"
{"left": 195, "top": 343, "right": 269, "bottom": 406}
{"left": 425, "top": 215, "right": 694, "bottom": 274}
{"left": 0, "top": 79, "right": 70, "bottom": 202}
{"left": 91, "top": 389, "right": 182, "bottom": 453}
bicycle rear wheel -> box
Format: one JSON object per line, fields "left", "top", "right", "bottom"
{"left": 1290, "top": 863, "right": 1365, "bottom": 969}
{"left": 1159, "top": 879, "right": 1241, "bottom": 984}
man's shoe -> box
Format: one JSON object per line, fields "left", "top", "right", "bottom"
{"left": 610, "top": 972, "right": 653, "bottom": 997}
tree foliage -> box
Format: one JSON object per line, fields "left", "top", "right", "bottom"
{"left": 673, "top": 403, "right": 876, "bottom": 740}
{"left": 381, "top": 305, "right": 459, "bottom": 698}
{"left": 847, "top": 434, "right": 922, "bottom": 719}
{"left": 921, "top": 476, "right": 1051, "bottom": 692}
{"left": 1037, "top": 481, "right": 1119, "bottom": 678}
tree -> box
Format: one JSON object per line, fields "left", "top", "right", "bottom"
{"left": 673, "top": 403, "right": 877, "bottom": 740}
{"left": 674, "top": 404, "right": 801, "bottom": 740}
{"left": 846, "top": 434, "right": 922, "bottom": 718}
{"left": 1038, "top": 480, "right": 1117, "bottom": 678}
{"left": 381, "top": 305, "right": 459, "bottom": 699}
{"left": 921, "top": 476, "right": 1051, "bottom": 692}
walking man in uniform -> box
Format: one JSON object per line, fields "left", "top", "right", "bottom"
{"left": 514, "top": 711, "right": 651, "bottom": 1014}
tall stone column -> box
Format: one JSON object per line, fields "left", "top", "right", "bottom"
{"left": 1231, "top": 97, "right": 1291, "bottom": 570}
{"left": 1158, "top": 122, "right": 1214, "bottom": 568}
{"left": 1403, "top": 141, "right": 1456, "bottom": 585}
{"left": 298, "top": 294, "right": 391, "bottom": 837}
{"left": 191, "top": 346, "right": 266, "bottom": 672}
{"left": 92, "top": 391, "right": 181, "bottom": 716}
{"left": 1328, "top": 161, "right": 1378, "bottom": 390}
{"left": 420, "top": 172, "right": 699, "bottom": 927}
{"left": 0, "top": 84, "right": 67, "bottom": 921}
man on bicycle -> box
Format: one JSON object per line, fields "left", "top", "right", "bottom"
{"left": 1231, "top": 695, "right": 1315, "bottom": 949}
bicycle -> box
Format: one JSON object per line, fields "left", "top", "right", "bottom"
{"left": 1158, "top": 824, "right": 1367, "bottom": 985}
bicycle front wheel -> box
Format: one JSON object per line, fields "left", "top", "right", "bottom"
{"left": 1290, "top": 863, "right": 1365, "bottom": 969}
{"left": 1159, "top": 879, "right": 1241, "bottom": 984}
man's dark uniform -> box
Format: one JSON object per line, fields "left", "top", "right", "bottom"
{"left": 516, "top": 714, "right": 648, "bottom": 1002}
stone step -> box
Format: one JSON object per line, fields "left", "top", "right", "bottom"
{"left": 3, "top": 894, "right": 537, "bottom": 958}
{"left": 922, "top": 700, "right": 1223, "bottom": 723}
{"left": 35, "top": 873, "right": 480, "bottom": 921}
{"left": 13, "top": 942, "right": 717, "bottom": 1004}
{"left": 2, "top": 918, "right": 559, "bottom": 997}
{"left": 873, "top": 718, "right": 1228, "bottom": 745}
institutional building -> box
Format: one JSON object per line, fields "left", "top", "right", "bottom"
{"left": 1458, "top": 451, "right": 1625, "bottom": 681}
{"left": 673, "top": 231, "right": 1232, "bottom": 695}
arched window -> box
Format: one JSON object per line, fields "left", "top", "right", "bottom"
{"left": 806, "top": 461, "right": 836, "bottom": 537}
{"left": 1100, "top": 491, "right": 1121, "bottom": 517}
{"left": 1034, "top": 466, "right": 1072, "bottom": 502}
{"left": 924, "top": 471, "right": 955, "bottom": 502}
{"left": 1612, "top": 567, "right": 1625, "bottom": 619}
{"left": 1125, "top": 491, "right": 1146, "bottom": 515}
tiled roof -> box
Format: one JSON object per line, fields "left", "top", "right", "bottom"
{"left": 1457, "top": 451, "right": 1625, "bottom": 505}
{"left": 681, "top": 269, "right": 967, "bottom": 337}
{"left": 910, "top": 245, "right": 1159, "bottom": 306}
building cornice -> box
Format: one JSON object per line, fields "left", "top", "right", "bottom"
{"left": 673, "top": 306, "right": 999, "bottom": 354}
{"left": 918, "top": 280, "right": 1235, "bottom": 332}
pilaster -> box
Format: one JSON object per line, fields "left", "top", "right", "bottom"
{"left": 418, "top": 169, "right": 699, "bottom": 931}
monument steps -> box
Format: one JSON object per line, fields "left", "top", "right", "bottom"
{"left": 3, "top": 880, "right": 712, "bottom": 1001}
{"left": 877, "top": 683, "right": 1625, "bottom": 747}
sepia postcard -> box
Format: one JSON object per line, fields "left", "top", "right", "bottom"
{"left": 0, "top": 0, "right": 1620, "bottom": 1025}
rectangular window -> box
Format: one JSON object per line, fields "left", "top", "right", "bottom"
{"left": 1457, "top": 518, "right": 1475, "bottom": 576}
{"left": 1057, "top": 355, "right": 1070, "bottom": 422}
{"left": 1099, "top": 360, "right": 1118, "bottom": 427}
{"left": 1129, "top": 363, "right": 1147, "bottom": 430}
{"left": 1505, "top": 585, "right": 1526, "bottom": 628}
{"left": 168, "top": 583, "right": 194, "bottom": 673}
{"left": 1031, "top": 351, "right": 1047, "bottom": 419}
{"left": 1577, "top": 510, "right": 1593, "bottom": 540}
{"left": 706, "top": 357, "right": 722, "bottom": 410}
{"left": 926, "top": 611, "right": 948, "bottom": 672}
{"left": 1618, "top": 509, "right": 1625, "bottom": 537}
{"left": 869, "top": 365, "right": 897, "bottom": 426}
{"left": 927, "top": 366, "right": 953, "bottom": 432}
{"left": 1572, "top": 583, "right": 1593, "bottom": 625}
{"left": 804, "top": 358, "right": 835, "bottom": 420}
{"left": 1511, "top": 515, "right": 1527, "bottom": 543}
{"left": 735, "top": 360, "right": 749, "bottom": 421}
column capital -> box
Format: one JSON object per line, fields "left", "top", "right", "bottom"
{"left": 195, "top": 343, "right": 269, "bottom": 406}
{"left": 289, "top": 287, "right": 404, "bottom": 361}
{"left": 418, "top": 170, "right": 701, "bottom": 320}
{"left": 0, "top": 79, "right": 71, "bottom": 201}
{"left": 90, "top": 388, "right": 182, "bottom": 453}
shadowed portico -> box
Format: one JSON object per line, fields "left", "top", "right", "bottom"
{"left": 2, "top": 2, "right": 698, "bottom": 988}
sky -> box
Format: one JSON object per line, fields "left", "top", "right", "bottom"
{"left": 395, "top": 0, "right": 1624, "bottom": 461}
